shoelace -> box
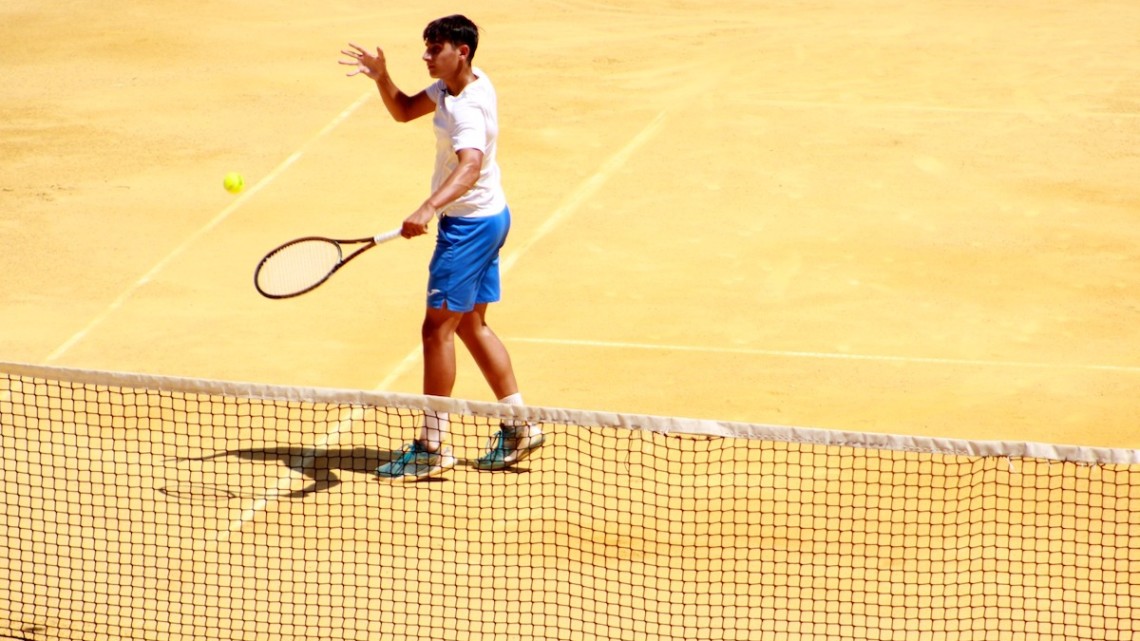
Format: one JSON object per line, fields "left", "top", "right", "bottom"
{"left": 484, "top": 428, "right": 513, "bottom": 457}
{"left": 393, "top": 441, "right": 427, "bottom": 470}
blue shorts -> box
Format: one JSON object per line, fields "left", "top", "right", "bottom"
{"left": 427, "top": 207, "right": 510, "bottom": 312}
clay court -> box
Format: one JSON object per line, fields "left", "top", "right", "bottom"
{"left": 2, "top": 1, "right": 1139, "bottom": 640}
{"left": 4, "top": 0, "right": 1139, "bottom": 446}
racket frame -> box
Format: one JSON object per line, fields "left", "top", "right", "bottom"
{"left": 254, "top": 229, "right": 400, "bottom": 299}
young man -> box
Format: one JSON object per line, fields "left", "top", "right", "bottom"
{"left": 341, "top": 15, "right": 543, "bottom": 480}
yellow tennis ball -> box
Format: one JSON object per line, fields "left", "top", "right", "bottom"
{"left": 223, "top": 172, "right": 244, "bottom": 194}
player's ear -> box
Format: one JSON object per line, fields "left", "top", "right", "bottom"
{"left": 458, "top": 44, "right": 471, "bottom": 61}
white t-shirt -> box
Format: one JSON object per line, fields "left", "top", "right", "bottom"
{"left": 424, "top": 68, "right": 507, "bottom": 218}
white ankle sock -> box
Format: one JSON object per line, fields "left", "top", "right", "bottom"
{"left": 418, "top": 411, "right": 449, "bottom": 451}
{"left": 498, "top": 393, "right": 540, "bottom": 435}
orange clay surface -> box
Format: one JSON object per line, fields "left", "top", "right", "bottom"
{"left": 3, "top": 0, "right": 1139, "bottom": 449}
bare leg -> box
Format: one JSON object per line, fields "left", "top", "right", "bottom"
{"left": 418, "top": 305, "right": 464, "bottom": 450}
{"left": 421, "top": 305, "right": 465, "bottom": 397}
{"left": 456, "top": 303, "right": 519, "bottom": 400}
{"left": 457, "top": 304, "right": 545, "bottom": 470}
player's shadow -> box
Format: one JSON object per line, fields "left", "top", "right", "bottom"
{"left": 169, "top": 442, "right": 540, "bottom": 498}
{"left": 170, "top": 447, "right": 398, "bottom": 498}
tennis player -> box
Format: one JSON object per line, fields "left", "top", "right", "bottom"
{"left": 341, "top": 15, "right": 544, "bottom": 480}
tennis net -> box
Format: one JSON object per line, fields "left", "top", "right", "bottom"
{"left": 2, "top": 361, "right": 1138, "bottom": 641}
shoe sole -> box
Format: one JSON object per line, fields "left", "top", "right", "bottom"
{"left": 399, "top": 457, "right": 457, "bottom": 482}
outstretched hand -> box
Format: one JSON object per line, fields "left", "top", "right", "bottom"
{"left": 339, "top": 43, "right": 388, "bottom": 80}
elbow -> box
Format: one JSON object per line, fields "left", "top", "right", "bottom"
{"left": 461, "top": 166, "right": 481, "bottom": 191}
{"left": 394, "top": 106, "right": 418, "bottom": 123}
{"left": 390, "top": 96, "right": 418, "bottom": 123}
{"left": 449, "top": 150, "right": 484, "bottom": 193}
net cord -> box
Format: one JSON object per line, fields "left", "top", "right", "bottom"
{"left": 3, "top": 360, "right": 1137, "bottom": 465}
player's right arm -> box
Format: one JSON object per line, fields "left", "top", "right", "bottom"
{"left": 340, "top": 43, "right": 435, "bottom": 122}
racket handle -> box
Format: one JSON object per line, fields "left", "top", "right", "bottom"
{"left": 373, "top": 229, "right": 401, "bottom": 244}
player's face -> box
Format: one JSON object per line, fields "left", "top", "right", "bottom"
{"left": 423, "top": 40, "right": 467, "bottom": 79}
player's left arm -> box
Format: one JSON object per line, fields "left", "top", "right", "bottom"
{"left": 401, "top": 148, "right": 483, "bottom": 238}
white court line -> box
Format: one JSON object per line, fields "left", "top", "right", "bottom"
{"left": 512, "top": 337, "right": 1140, "bottom": 374}
{"left": 746, "top": 97, "right": 1140, "bottom": 119}
{"left": 374, "top": 111, "right": 670, "bottom": 391}
{"left": 45, "top": 89, "right": 376, "bottom": 363}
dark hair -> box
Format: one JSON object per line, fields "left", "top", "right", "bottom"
{"left": 423, "top": 15, "right": 479, "bottom": 61}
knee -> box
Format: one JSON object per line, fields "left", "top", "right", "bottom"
{"left": 455, "top": 320, "right": 476, "bottom": 343}
{"left": 421, "top": 315, "right": 455, "bottom": 343}
{"left": 456, "top": 315, "right": 490, "bottom": 344}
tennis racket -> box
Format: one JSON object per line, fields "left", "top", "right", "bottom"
{"left": 254, "top": 229, "right": 401, "bottom": 299}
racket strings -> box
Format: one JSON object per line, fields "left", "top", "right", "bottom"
{"left": 256, "top": 239, "right": 343, "bottom": 297}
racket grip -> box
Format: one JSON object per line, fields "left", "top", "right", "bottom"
{"left": 373, "top": 229, "right": 401, "bottom": 244}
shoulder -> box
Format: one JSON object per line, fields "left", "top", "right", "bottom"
{"left": 472, "top": 67, "right": 493, "bottom": 85}
{"left": 469, "top": 68, "right": 496, "bottom": 100}
{"left": 425, "top": 79, "right": 447, "bottom": 103}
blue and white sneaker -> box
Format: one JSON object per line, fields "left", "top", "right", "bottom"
{"left": 474, "top": 424, "right": 546, "bottom": 470}
{"left": 375, "top": 441, "right": 456, "bottom": 481}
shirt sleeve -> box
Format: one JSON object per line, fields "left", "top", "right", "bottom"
{"left": 449, "top": 99, "right": 487, "bottom": 153}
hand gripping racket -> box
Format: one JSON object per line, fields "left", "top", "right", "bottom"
{"left": 254, "top": 229, "right": 401, "bottom": 299}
